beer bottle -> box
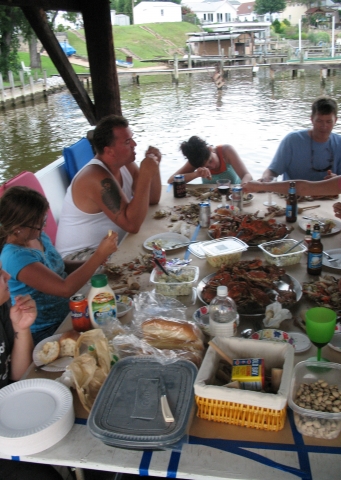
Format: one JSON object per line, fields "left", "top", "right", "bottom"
{"left": 304, "top": 224, "right": 312, "bottom": 248}
{"left": 307, "top": 224, "right": 323, "bottom": 275}
{"left": 286, "top": 181, "right": 297, "bottom": 223}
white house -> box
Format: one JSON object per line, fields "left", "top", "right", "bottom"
{"left": 182, "top": 0, "right": 238, "bottom": 24}
{"left": 133, "top": 1, "right": 182, "bottom": 25}
{"left": 237, "top": 2, "right": 256, "bottom": 22}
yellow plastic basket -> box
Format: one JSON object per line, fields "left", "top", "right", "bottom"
{"left": 195, "top": 395, "right": 287, "bottom": 431}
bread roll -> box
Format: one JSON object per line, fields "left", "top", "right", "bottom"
{"left": 59, "top": 330, "right": 80, "bottom": 357}
{"left": 141, "top": 318, "right": 204, "bottom": 352}
{"left": 37, "top": 341, "right": 60, "bottom": 364}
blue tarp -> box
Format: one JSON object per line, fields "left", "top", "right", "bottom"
{"left": 59, "top": 41, "right": 76, "bottom": 57}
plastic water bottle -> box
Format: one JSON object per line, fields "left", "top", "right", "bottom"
{"left": 209, "top": 285, "right": 239, "bottom": 338}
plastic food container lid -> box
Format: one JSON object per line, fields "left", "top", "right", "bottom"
{"left": 201, "top": 237, "right": 248, "bottom": 257}
{"left": 88, "top": 357, "right": 197, "bottom": 449}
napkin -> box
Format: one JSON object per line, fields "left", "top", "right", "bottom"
{"left": 263, "top": 302, "right": 292, "bottom": 328}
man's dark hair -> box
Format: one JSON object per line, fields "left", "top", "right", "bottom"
{"left": 312, "top": 96, "right": 338, "bottom": 117}
{"left": 93, "top": 115, "right": 129, "bottom": 154}
{"left": 180, "top": 136, "right": 211, "bottom": 169}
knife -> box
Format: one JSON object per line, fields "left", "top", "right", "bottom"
{"left": 159, "top": 376, "right": 174, "bottom": 423}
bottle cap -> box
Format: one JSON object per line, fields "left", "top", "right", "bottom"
{"left": 217, "top": 285, "right": 228, "bottom": 296}
{"left": 91, "top": 274, "right": 108, "bottom": 288}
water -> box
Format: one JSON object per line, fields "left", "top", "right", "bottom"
{"left": 1, "top": 69, "right": 341, "bottom": 184}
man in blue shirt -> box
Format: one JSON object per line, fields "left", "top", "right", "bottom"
{"left": 261, "top": 96, "right": 341, "bottom": 181}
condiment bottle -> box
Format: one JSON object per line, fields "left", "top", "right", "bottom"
{"left": 173, "top": 174, "right": 186, "bottom": 198}
{"left": 286, "top": 181, "right": 297, "bottom": 223}
{"left": 88, "top": 274, "right": 117, "bottom": 328}
{"left": 307, "top": 224, "right": 323, "bottom": 275}
{"left": 209, "top": 285, "right": 239, "bottom": 338}
{"left": 304, "top": 224, "right": 312, "bottom": 248}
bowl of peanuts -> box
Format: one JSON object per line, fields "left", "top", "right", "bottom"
{"left": 288, "top": 360, "right": 341, "bottom": 439}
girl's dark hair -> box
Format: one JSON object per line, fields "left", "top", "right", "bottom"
{"left": 0, "top": 186, "right": 49, "bottom": 251}
{"left": 180, "top": 136, "right": 211, "bottom": 169}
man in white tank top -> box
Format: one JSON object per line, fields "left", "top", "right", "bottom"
{"left": 56, "top": 115, "right": 162, "bottom": 258}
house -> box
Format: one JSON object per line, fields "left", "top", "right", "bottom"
{"left": 133, "top": 1, "right": 182, "bottom": 25}
{"left": 182, "top": 0, "right": 238, "bottom": 24}
{"left": 237, "top": 2, "right": 256, "bottom": 22}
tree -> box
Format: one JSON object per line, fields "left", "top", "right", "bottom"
{"left": 254, "top": 0, "right": 286, "bottom": 21}
{"left": 0, "top": 6, "right": 28, "bottom": 79}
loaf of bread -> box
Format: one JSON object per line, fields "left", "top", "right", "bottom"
{"left": 37, "top": 341, "right": 60, "bottom": 364}
{"left": 59, "top": 330, "right": 80, "bottom": 357}
{"left": 141, "top": 318, "right": 204, "bottom": 352}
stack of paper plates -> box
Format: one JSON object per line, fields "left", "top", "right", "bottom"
{"left": 0, "top": 379, "right": 74, "bottom": 456}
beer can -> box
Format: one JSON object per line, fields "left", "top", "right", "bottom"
{"left": 69, "top": 294, "right": 92, "bottom": 332}
{"left": 199, "top": 202, "right": 211, "bottom": 227}
{"left": 173, "top": 174, "right": 186, "bottom": 198}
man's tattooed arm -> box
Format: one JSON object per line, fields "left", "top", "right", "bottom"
{"left": 100, "top": 177, "right": 122, "bottom": 213}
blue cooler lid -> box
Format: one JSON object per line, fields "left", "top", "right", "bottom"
{"left": 88, "top": 356, "right": 197, "bottom": 449}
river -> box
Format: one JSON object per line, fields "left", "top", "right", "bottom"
{"left": 1, "top": 68, "right": 341, "bottom": 184}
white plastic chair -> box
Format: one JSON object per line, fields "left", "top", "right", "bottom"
{"left": 21, "top": 61, "right": 31, "bottom": 75}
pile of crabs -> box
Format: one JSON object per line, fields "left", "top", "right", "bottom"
{"left": 201, "top": 259, "right": 297, "bottom": 314}
{"left": 209, "top": 210, "right": 291, "bottom": 244}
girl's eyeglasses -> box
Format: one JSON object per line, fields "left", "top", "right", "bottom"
{"left": 22, "top": 215, "right": 47, "bottom": 232}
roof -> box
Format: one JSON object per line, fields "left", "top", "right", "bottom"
{"left": 184, "top": 1, "right": 236, "bottom": 12}
{"left": 237, "top": 1, "right": 254, "bottom": 15}
{"left": 135, "top": 1, "right": 181, "bottom": 7}
{"left": 305, "top": 6, "right": 334, "bottom": 14}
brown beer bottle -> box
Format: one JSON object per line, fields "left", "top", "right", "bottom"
{"left": 286, "top": 181, "right": 297, "bottom": 223}
{"left": 307, "top": 224, "right": 323, "bottom": 275}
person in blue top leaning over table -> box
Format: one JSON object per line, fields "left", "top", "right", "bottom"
{"left": 260, "top": 95, "right": 341, "bottom": 182}
{"left": 168, "top": 135, "right": 252, "bottom": 185}
{"left": 0, "top": 186, "right": 118, "bottom": 345}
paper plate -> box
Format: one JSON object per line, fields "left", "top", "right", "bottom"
{"left": 33, "top": 334, "right": 72, "bottom": 372}
{"left": 322, "top": 249, "right": 341, "bottom": 270}
{"left": 229, "top": 193, "right": 254, "bottom": 205}
{"left": 192, "top": 306, "right": 210, "bottom": 336}
{"left": 115, "top": 294, "right": 133, "bottom": 318}
{"left": 287, "top": 331, "right": 311, "bottom": 353}
{"left": 298, "top": 217, "right": 341, "bottom": 236}
{"left": 0, "top": 379, "right": 74, "bottom": 456}
{"left": 143, "top": 232, "right": 189, "bottom": 251}
{"left": 251, "top": 329, "right": 295, "bottom": 346}
{"left": 328, "top": 332, "right": 341, "bottom": 353}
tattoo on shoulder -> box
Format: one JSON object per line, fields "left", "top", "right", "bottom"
{"left": 100, "top": 178, "right": 122, "bottom": 213}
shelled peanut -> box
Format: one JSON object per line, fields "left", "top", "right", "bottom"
{"left": 294, "top": 380, "right": 341, "bottom": 439}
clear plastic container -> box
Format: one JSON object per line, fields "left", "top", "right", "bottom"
{"left": 209, "top": 285, "right": 239, "bottom": 337}
{"left": 201, "top": 237, "right": 248, "bottom": 268}
{"left": 288, "top": 360, "right": 341, "bottom": 439}
{"left": 88, "top": 274, "right": 117, "bottom": 328}
{"left": 258, "top": 239, "right": 307, "bottom": 266}
{"left": 150, "top": 266, "right": 199, "bottom": 296}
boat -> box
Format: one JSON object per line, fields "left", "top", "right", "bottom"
{"left": 116, "top": 59, "right": 133, "bottom": 68}
{"left": 59, "top": 41, "right": 76, "bottom": 57}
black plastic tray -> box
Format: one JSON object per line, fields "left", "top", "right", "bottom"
{"left": 88, "top": 356, "right": 197, "bottom": 449}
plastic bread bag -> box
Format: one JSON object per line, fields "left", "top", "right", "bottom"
{"left": 139, "top": 316, "right": 205, "bottom": 354}
{"left": 133, "top": 291, "right": 186, "bottom": 324}
{"left": 111, "top": 333, "right": 178, "bottom": 362}
{"left": 66, "top": 329, "right": 114, "bottom": 412}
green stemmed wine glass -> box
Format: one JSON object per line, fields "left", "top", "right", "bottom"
{"left": 305, "top": 307, "right": 337, "bottom": 361}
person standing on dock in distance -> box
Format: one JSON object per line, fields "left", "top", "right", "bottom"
{"left": 167, "top": 136, "right": 252, "bottom": 185}
{"left": 260, "top": 95, "right": 341, "bottom": 182}
{"left": 56, "top": 115, "right": 162, "bottom": 258}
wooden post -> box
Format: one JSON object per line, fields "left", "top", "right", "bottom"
{"left": 0, "top": 73, "right": 5, "bottom": 105}
{"left": 220, "top": 48, "right": 224, "bottom": 75}
{"left": 173, "top": 54, "right": 179, "bottom": 85}
{"left": 19, "top": 70, "right": 26, "bottom": 100}
{"left": 270, "top": 68, "right": 275, "bottom": 83}
{"left": 8, "top": 71, "right": 15, "bottom": 104}
{"left": 43, "top": 69, "right": 47, "bottom": 96}
{"left": 188, "top": 47, "right": 192, "bottom": 69}
{"left": 29, "top": 75, "right": 34, "bottom": 98}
